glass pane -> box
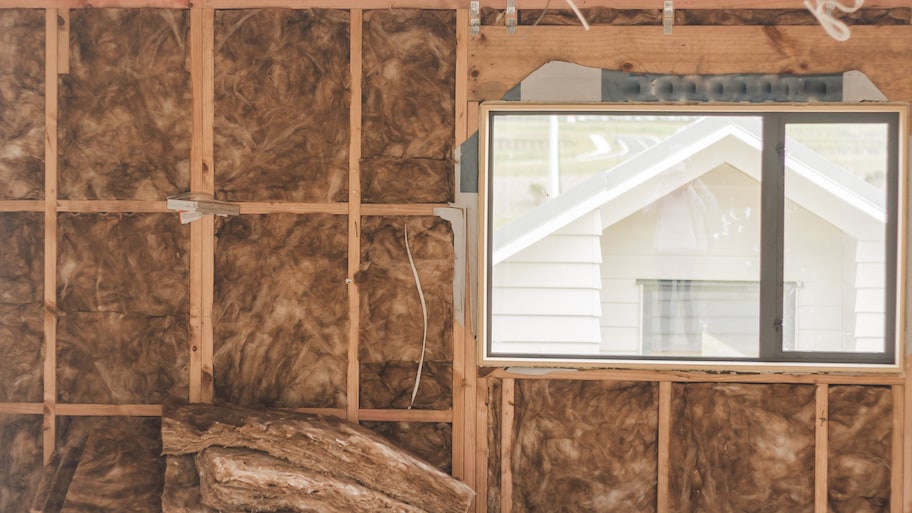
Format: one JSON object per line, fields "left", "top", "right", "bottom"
{"left": 783, "top": 123, "right": 888, "bottom": 353}
{"left": 489, "top": 114, "right": 762, "bottom": 358}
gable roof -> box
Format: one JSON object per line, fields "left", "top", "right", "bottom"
{"left": 493, "top": 116, "right": 885, "bottom": 264}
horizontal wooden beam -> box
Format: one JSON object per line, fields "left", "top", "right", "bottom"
{"left": 0, "top": 0, "right": 906, "bottom": 8}
{"left": 0, "top": 200, "right": 451, "bottom": 216}
{"left": 57, "top": 200, "right": 170, "bottom": 213}
{"left": 0, "top": 403, "right": 453, "bottom": 422}
{"left": 360, "top": 203, "right": 449, "bottom": 216}
{"left": 0, "top": 200, "right": 44, "bottom": 212}
{"left": 358, "top": 408, "right": 454, "bottom": 423}
{"left": 488, "top": 367, "right": 907, "bottom": 385}
{"left": 469, "top": 25, "right": 912, "bottom": 102}
{"left": 0, "top": 403, "right": 44, "bottom": 415}
{"left": 239, "top": 202, "right": 348, "bottom": 215}
{"left": 56, "top": 404, "right": 163, "bottom": 416}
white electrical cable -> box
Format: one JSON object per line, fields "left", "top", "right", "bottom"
{"left": 404, "top": 225, "right": 428, "bottom": 410}
{"left": 804, "top": 0, "right": 864, "bottom": 42}
{"left": 564, "top": 0, "right": 590, "bottom": 31}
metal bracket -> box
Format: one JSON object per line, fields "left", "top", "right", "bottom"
{"left": 663, "top": 0, "right": 674, "bottom": 35}
{"left": 470, "top": 1, "right": 480, "bottom": 37}
{"left": 506, "top": 0, "right": 517, "bottom": 35}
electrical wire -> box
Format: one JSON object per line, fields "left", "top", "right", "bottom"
{"left": 804, "top": 0, "right": 864, "bottom": 41}
{"left": 404, "top": 224, "right": 428, "bottom": 410}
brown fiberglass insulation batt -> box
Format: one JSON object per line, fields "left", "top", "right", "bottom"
{"left": 58, "top": 417, "right": 164, "bottom": 513}
{"left": 828, "top": 385, "right": 892, "bottom": 513}
{"left": 512, "top": 380, "right": 657, "bottom": 513}
{"left": 362, "top": 421, "right": 453, "bottom": 473}
{"left": 56, "top": 213, "right": 189, "bottom": 404}
{"left": 358, "top": 216, "right": 454, "bottom": 410}
{"left": 163, "top": 455, "right": 215, "bottom": 513}
{"left": 162, "top": 402, "right": 475, "bottom": 513}
{"left": 0, "top": 9, "right": 44, "bottom": 200}
{"left": 669, "top": 383, "right": 815, "bottom": 513}
{"left": 0, "top": 415, "right": 42, "bottom": 513}
{"left": 360, "top": 9, "right": 455, "bottom": 203}
{"left": 59, "top": 9, "right": 190, "bottom": 200}
{"left": 214, "top": 9, "right": 350, "bottom": 203}
{"left": 0, "top": 213, "right": 43, "bottom": 402}
{"left": 197, "top": 447, "right": 428, "bottom": 513}
{"left": 360, "top": 361, "right": 452, "bottom": 410}
{"left": 213, "top": 214, "right": 348, "bottom": 409}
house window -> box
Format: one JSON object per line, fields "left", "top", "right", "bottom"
{"left": 479, "top": 103, "right": 905, "bottom": 369}
{"left": 639, "top": 280, "right": 798, "bottom": 358}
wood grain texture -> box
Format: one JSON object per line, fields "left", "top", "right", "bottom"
{"left": 213, "top": 214, "right": 348, "bottom": 409}
{"left": 362, "top": 421, "right": 453, "bottom": 473}
{"left": 58, "top": 9, "right": 191, "bottom": 199}
{"left": 517, "top": 8, "right": 912, "bottom": 26}
{"left": 360, "top": 9, "right": 455, "bottom": 203}
{"left": 512, "top": 380, "right": 658, "bottom": 513}
{"left": 56, "top": 213, "right": 189, "bottom": 404}
{"left": 213, "top": 9, "right": 350, "bottom": 203}
{"left": 161, "top": 402, "right": 475, "bottom": 513}
{"left": 0, "top": 213, "right": 43, "bottom": 402}
{"left": 467, "top": 25, "right": 912, "bottom": 102}
{"left": 0, "top": 415, "right": 42, "bottom": 513}
{"left": 814, "top": 384, "right": 828, "bottom": 513}
{"left": 486, "top": 379, "right": 502, "bottom": 513}
{"left": 59, "top": 417, "right": 163, "bottom": 513}
{"left": 0, "top": 9, "right": 44, "bottom": 200}
{"left": 347, "top": 8, "right": 363, "bottom": 423}
{"left": 669, "top": 383, "right": 815, "bottom": 513}
{"left": 358, "top": 216, "right": 454, "bottom": 409}
{"left": 828, "top": 386, "right": 892, "bottom": 513}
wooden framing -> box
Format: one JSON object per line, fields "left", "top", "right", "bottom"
{"left": 452, "top": 6, "right": 469, "bottom": 484}
{"left": 468, "top": 25, "right": 912, "bottom": 102}
{"left": 346, "top": 8, "right": 363, "bottom": 424}
{"left": 474, "top": 377, "right": 489, "bottom": 513}
{"left": 500, "top": 378, "right": 514, "bottom": 513}
{"left": 657, "top": 381, "right": 671, "bottom": 513}
{"left": 488, "top": 367, "right": 907, "bottom": 385}
{"left": 0, "top": 200, "right": 43, "bottom": 211}
{"left": 814, "top": 384, "right": 828, "bottom": 513}
{"left": 893, "top": 385, "right": 905, "bottom": 513}
{"left": 0, "top": 0, "right": 909, "bottom": 8}
{"left": 2, "top": 6, "right": 909, "bottom": 513}
{"left": 189, "top": 6, "right": 215, "bottom": 404}
{"left": 42, "top": 7, "right": 59, "bottom": 465}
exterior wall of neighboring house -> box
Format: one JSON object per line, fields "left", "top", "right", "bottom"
{"left": 599, "top": 163, "right": 870, "bottom": 355}
{"left": 491, "top": 211, "right": 603, "bottom": 355}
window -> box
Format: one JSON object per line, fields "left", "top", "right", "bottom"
{"left": 639, "top": 280, "right": 798, "bottom": 357}
{"left": 478, "top": 103, "right": 906, "bottom": 369}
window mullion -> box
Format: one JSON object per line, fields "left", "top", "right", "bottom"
{"left": 759, "top": 115, "right": 785, "bottom": 361}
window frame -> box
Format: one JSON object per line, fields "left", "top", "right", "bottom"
{"left": 477, "top": 102, "right": 907, "bottom": 372}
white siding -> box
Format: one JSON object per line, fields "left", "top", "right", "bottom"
{"left": 491, "top": 210, "right": 603, "bottom": 355}
{"left": 597, "top": 163, "right": 878, "bottom": 356}
{"left": 599, "top": 165, "right": 762, "bottom": 354}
